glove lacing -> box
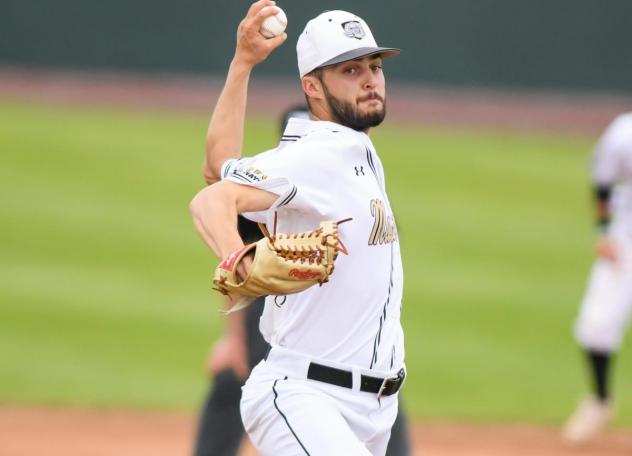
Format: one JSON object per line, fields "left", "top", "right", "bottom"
{"left": 258, "top": 215, "right": 352, "bottom": 278}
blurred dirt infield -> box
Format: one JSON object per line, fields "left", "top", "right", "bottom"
{"left": 1, "top": 67, "right": 632, "bottom": 136}
{"left": 2, "top": 407, "right": 632, "bottom": 456}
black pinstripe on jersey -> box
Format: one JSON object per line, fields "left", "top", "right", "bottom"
{"left": 370, "top": 224, "right": 396, "bottom": 369}
{"left": 364, "top": 146, "right": 397, "bottom": 369}
{"left": 365, "top": 146, "right": 378, "bottom": 181}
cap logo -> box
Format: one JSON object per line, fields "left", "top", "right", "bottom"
{"left": 342, "top": 21, "right": 365, "bottom": 40}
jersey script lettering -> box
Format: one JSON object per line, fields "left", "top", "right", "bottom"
{"left": 368, "top": 199, "right": 398, "bottom": 245}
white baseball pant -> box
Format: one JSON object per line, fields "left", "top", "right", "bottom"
{"left": 240, "top": 347, "right": 402, "bottom": 456}
{"left": 575, "top": 228, "right": 632, "bottom": 352}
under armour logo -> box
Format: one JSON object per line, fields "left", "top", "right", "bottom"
{"left": 354, "top": 166, "right": 365, "bottom": 176}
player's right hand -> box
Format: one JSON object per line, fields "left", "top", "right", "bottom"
{"left": 207, "top": 334, "right": 250, "bottom": 380}
{"left": 596, "top": 237, "right": 620, "bottom": 265}
{"left": 234, "top": 0, "right": 287, "bottom": 67}
{"left": 235, "top": 252, "right": 253, "bottom": 283}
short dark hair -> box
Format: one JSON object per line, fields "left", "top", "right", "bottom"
{"left": 306, "top": 67, "right": 324, "bottom": 79}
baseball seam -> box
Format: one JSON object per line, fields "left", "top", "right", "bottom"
{"left": 261, "top": 16, "right": 286, "bottom": 37}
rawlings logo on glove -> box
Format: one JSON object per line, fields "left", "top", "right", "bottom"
{"left": 288, "top": 269, "right": 322, "bottom": 280}
{"left": 213, "top": 217, "right": 351, "bottom": 313}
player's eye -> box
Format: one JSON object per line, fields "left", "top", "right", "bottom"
{"left": 371, "top": 64, "right": 383, "bottom": 72}
{"left": 343, "top": 67, "right": 357, "bottom": 75}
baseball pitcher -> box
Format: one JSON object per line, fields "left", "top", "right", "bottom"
{"left": 190, "top": 2, "right": 405, "bottom": 455}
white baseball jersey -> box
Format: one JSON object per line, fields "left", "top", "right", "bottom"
{"left": 592, "top": 112, "right": 632, "bottom": 233}
{"left": 221, "top": 117, "right": 405, "bottom": 373}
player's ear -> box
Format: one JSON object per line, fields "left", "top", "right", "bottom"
{"left": 301, "top": 75, "right": 324, "bottom": 101}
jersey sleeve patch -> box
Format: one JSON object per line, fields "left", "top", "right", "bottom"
{"left": 229, "top": 165, "right": 269, "bottom": 184}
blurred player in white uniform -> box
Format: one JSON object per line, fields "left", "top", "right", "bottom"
{"left": 190, "top": 3, "right": 406, "bottom": 455}
{"left": 563, "top": 113, "right": 632, "bottom": 444}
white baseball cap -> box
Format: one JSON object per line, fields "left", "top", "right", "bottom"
{"left": 296, "top": 10, "right": 400, "bottom": 78}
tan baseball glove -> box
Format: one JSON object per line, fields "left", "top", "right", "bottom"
{"left": 213, "top": 218, "right": 350, "bottom": 313}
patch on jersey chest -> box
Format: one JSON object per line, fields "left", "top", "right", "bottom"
{"left": 368, "top": 199, "right": 398, "bottom": 245}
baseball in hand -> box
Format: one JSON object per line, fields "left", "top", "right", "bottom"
{"left": 260, "top": 6, "right": 287, "bottom": 39}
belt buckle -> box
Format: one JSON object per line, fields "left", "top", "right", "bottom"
{"left": 377, "top": 374, "right": 398, "bottom": 399}
{"left": 377, "top": 368, "right": 405, "bottom": 398}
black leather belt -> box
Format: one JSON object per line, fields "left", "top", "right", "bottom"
{"left": 307, "top": 362, "right": 405, "bottom": 397}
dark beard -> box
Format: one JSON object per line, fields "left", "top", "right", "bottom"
{"left": 322, "top": 83, "right": 386, "bottom": 131}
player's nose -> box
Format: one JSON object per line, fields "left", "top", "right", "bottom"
{"left": 362, "top": 72, "right": 377, "bottom": 90}
{"left": 362, "top": 75, "right": 377, "bottom": 90}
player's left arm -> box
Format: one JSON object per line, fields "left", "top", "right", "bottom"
{"left": 190, "top": 180, "right": 278, "bottom": 277}
{"left": 594, "top": 184, "right": 613, "bottom": 234}
{"left": 593, "top": 183, "right": 619, "bottom": 262}
{"left": 590, "top": 121, "right": 624, "bottom": 264}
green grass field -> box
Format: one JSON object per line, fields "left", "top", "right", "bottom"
{"left": 1, "top": 101, "right": 630, "bottom": 424}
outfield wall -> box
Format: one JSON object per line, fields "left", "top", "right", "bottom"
{"left": 2, "top": 0, "right": 632, "bottom": 91}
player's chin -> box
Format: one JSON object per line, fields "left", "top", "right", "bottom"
{"left": 358, "top": 104, "right": 385, "bottom": 119}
